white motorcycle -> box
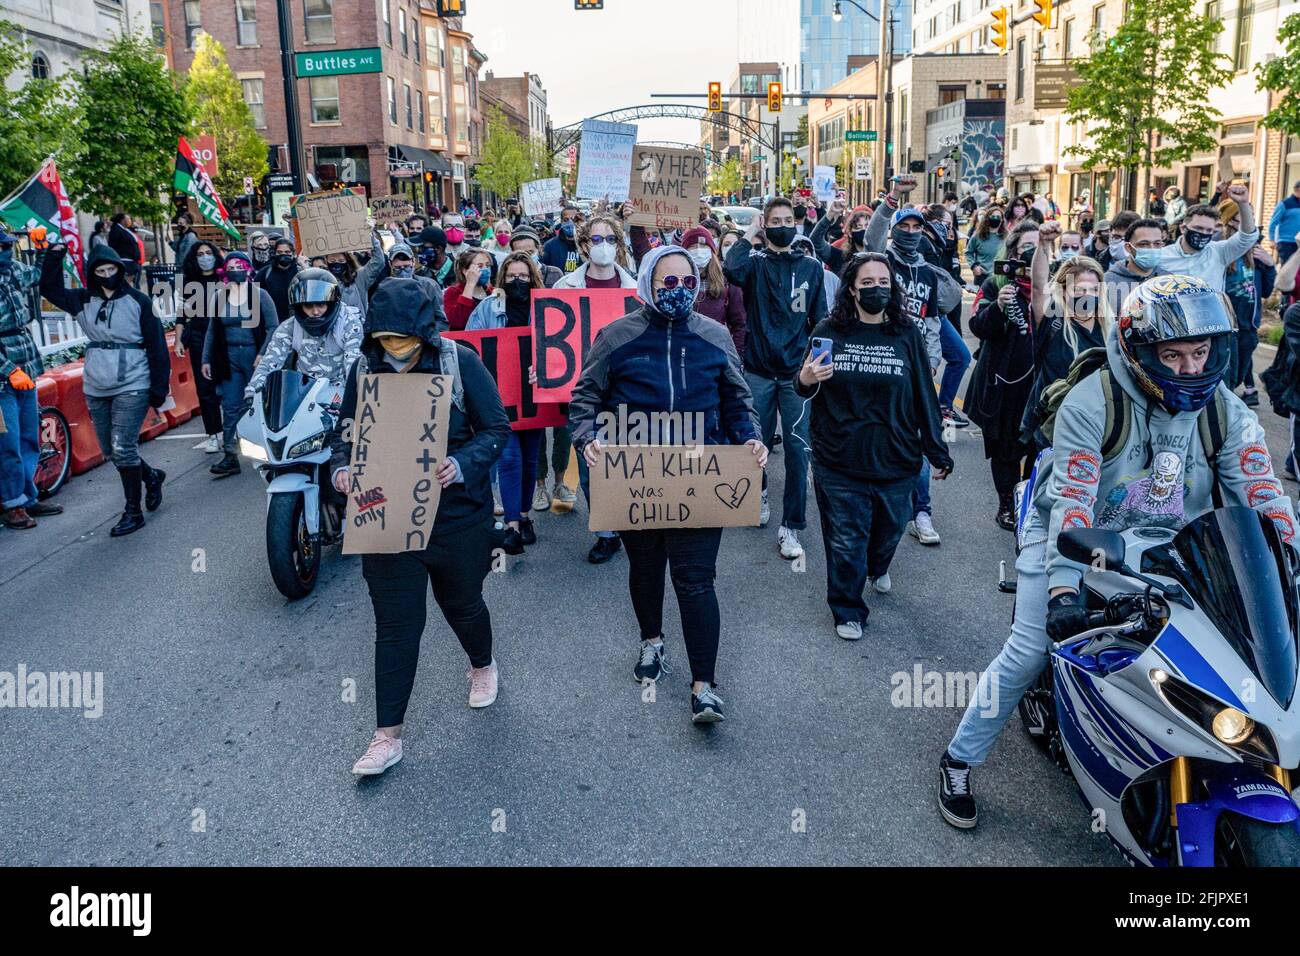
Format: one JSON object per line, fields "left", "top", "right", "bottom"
{"left": 236, "top": 369, "right": 345, "bottom": 599}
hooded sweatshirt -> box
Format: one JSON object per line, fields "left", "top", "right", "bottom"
{"left": 1025, "top": 323, "right": 1297, "bottom": 592}
{"left": 723, "top": 233, "right": 828, "bottom": 378}
{"left": 865, "top": 200, "right": 942, "bottom": 369}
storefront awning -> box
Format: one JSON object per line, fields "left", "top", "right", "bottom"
{"left": 396, "top": 144, "right": 453, "bottom": 177}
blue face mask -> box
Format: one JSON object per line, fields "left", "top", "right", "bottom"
{"left": 0, "top": 248, "right": 12, "bottom": 267}
{"left": 561, "top": 222, "right": 576, "bottom": 239}
{"left": 654, "top": 285, "right": 694, "bottom": 319}
{"left": 392, "top": 265, "right": 414, "bottom": 279}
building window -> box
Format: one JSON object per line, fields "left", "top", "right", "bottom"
{"left": 1205, "top": 1, "right": 1220, "bottom": 52}
{"left": 1015, "top": 38, "right": 1026, "bottom": 100}
{"left": 304, "top": 0, "right": 333, "bottom": 43}
{"left": 404, "top": 83, "right": 413, "bottom": 128}
{"left": 241, "top": 77, "right": 265, "bottom": 128}
{"left": 399, "top": 8, "right": 408, "bottom": 56}
{"left": 236, "top": 0, "right": 257, "bottom": 46}
{"left": 31, "top": 51, "right": 50, "bottom": 79}
{"left": 388, "top": 77, "right": 398, "bottom": 124}
{"left": 149, "top": 2, "right": 165, "bottom": 45}
{"left": 938, "top": 84, "right": 965, "bottom": 105}
{"left": 412, "top": 20, "right": 419, "bottom": 62}
{"left": 382, "top": 0, "right": 391, "bottom": 45}
{"left": 1234, "top": 0, "right": 1252, "bottom": 72}
{"left": 428, "top": 92, "right": 444, "bottom": 137}
{"left": 1063, "top": 18, "right": 1074, "bottom": 59}
{"left": 183, "top": 0, "right": 201, "bottom": 49}
{"left": 417, "top": 91, "right": 425, "bottom": 133}
{"left": 309, "top": 76, "right": 339, "bottom": 122}
{"left": 426, "top": 24, "right": 443, "bottom": 66}
{"left": 1090, "top": 4, "right": 1105, "bottom": 49}
{"left": 986, "top": 81, "right": 1006, "bottom": 100}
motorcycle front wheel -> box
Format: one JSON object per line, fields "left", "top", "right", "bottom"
{"left": 1214, "top": 813, "right": 1300, "bottom": 867}
{"left": 267, "top": 493, "right": 320, "bottom": 600}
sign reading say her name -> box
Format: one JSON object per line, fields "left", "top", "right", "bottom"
{"left": 587, "top": 444, "right": 762, "bottom": 532}
{"left": 626, "top": 145, "right": 707, "bottom": 230}
{"left": 533, "top": 288, "right": 641, "bottom": 402}
{"left": 444, "top": 326, "right": 567, "bottom": 430}
{"left": 342, "top": 373, "right": 450, "bottom": 555}
{"left": 289, "top": 187, "right": 369, "bottom": 257}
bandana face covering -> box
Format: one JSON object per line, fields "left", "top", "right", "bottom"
{"left": 654, "top": 285, "right": 694, "bottom": 319}
{"left": 375, "top": 333, "right": 421, "bottom": 360}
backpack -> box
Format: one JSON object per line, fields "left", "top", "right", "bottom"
{"left": 1036, "top": 346, "right": 1229, "bottom": 504}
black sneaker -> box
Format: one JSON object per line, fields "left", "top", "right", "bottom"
{"left": 518, "top": 517, "right": 536, "bottom": 546}
{"left": 26, "top": 501, "right": 64, "bottom": 517}
{"left": 502, "top": 527, "right": 525, "bottom": 555}
{"left": 109, "top": 509, "right": 146, "bottom": 538}
{"left": 1242, "top": 389, "right": 1260, "bottom": 408}
{"left": 691, "top": 685, "right": 725, "bottom": 724}
{"left": 587, "top": 535, "right": 621, "bottom": 564}
{"left": 633, "top": 640, "right": 669, "bottom": 683}
{"left": 143, "top": 467, "right": 166, "bottom": 512}
{"left": 938, "top": 751, "right": 977, "bottom": 829}
{"left": 995, "top": 497, "right": 1016, "bottom": 532}
{"left": 209, "top": 454, "right": 241, "bottom": 479}
{"left": 942, "top": 406, "right": 971, "bottom": 428}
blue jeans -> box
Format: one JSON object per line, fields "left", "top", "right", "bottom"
{"left": 948, "top": 542, "right": 1050, "bottom": 765}
{"left": 913, "top": 458, "right": 932, "bottom": 517}
{"left": 576, "top": 452, "right": 617, "bottom": 539}
{"left": 814, "top": 464, "right": 913, "bottom": 625}
{"left": 219, "top": 345, "right": 257, "bottom": 453}
{"left": 0, "top": 383, "right": 40, "bottom": 509}
{"left": 937, "top": 312, "right": 971, "bottom": 410}
{"left": 498, "top": 428, "right": 543, "bottom": 524}
{"left": 745, "top": 370, "right": 809, "bottom": 531}
{"left": 86, "top": 389, "right": 151, "bottom": 469}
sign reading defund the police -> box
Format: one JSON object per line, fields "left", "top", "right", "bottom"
{"left": 587, "top": 444, "right": 762, "bottom": 532}
{"left": 342, "top": 374, "right": 450, "bottom": 555}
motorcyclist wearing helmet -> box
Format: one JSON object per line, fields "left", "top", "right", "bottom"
{"left": 937, "top": 274, "right": 1297, "bottom": 830}
{"left": 246, "top": 266, "right": 364, "bottom": 397}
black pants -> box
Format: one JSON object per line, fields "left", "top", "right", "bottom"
{"left": 186, "top": 339, "right": 222, "bottom": 435}
{"left": 362, "top": 519, "right": 495, "bottom": 727}
{"left": 990, "top": 451, "right": 1034, "bottom": 499}
{"left": 621, "top": 526, "right": 723, "bottom": 685}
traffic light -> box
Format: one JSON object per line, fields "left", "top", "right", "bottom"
{"left": 436, "top": 0, "right": 465, "bottom": 15}
{"left": 991, "top": 7, "right": 1009, "bottom": 53}
{"left": 708, "top": 81, "right": 722, "bottom": 112}
{"left": 425, "top": 171, "right": 433, "bottom": 183}
{"left": 1032, "top": 0, "right": 1052, "bottom": 28}
{"left": 767, "top": 81, "right": 782, "bottom": 112}
{"left": 575, "top": 0, "right": 603, "bottom": 8}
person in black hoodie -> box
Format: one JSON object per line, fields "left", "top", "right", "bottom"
{"left": 41, "top": 243, "right": 170, "bottom": 536}
{"left": 724, "top": 196, "right": 828, "bottom": 562}
{"left": 107, "top": 213, "right": 143, "bottom": 284}
{"left": 328, "top": 278, "right": 510, "bottom": 777}
{"left": 175, "top": 240, "right": 226, "bottom": 453}
{"left": 254, "top": 235, "right": 300, "bottom": 326}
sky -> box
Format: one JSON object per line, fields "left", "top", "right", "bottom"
{"left": 464, "top": 0, "right": 740, "bottom": 146}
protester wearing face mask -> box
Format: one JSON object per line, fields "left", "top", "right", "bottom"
{"left": 253, "top": 236, "right": 300, "bottom": 327}
{"left": 442, "top": 214, "right": 469, "bottom": 261}
{"left": 555, "top": 215, "right": 637, "bottom": 290}
{"left": 379, "top": 241, "right": 446, "bottom": 326}
{"left": 507, "top": 228, "right": 563, "bottom": 287}
{"left": 443, "top": 248, "right": 497, "bottom": 332}
{"left": 490, "top": 219, "right": 513, "bottom": 266}
{"left": 1104, "top": 218, "right": 1166, "bottom": 315}
{"left": 966, "top": 207, "right": 1005, "bottom": 284}
{"left": 796, "top": 253, "right": 952, "bottom": 639}
{"left": 1146, "top": 184, "right": 1258, "bottom": 292}
{"left": 677, "top": 226, "right": 747, "bottom": 355}
{"left": 1053, "top": 229, "right": 1084, "bottom": 268}
{"left": 540, "top": 205, "right": 582, "bottom": 274}
{"left": 1096, "top": 210, "right": 1139, "bottom": 272}
{"left": 248, "top": 231, "right": 272, "bottom": 271}
{"left": 41, "top": 243, "right": 170, "bottom": 537}
{"left": 174, "top": 241, "right": 227, "bottom": 453}
{"left": 463, "top": 219, "right": 483, "bottom": 248}
{"left": 329, "top": 279, "right": 510, "bottom": 776}
{"left": 808, "top": 198, "right": 871, "bottom": 274}
{"left": 570, "top": 245, "right": 766, "bottom": 724}
{"left": 1219, "top": 199, "right": 1274, "bottom": 405}
{"left": 718, "top": 228, "right": 742, "bottom": 262}
{"left": 413, "top": 226, "right": 453, "bottom": 286}
{"left": 323, "top": 224, "right": 387, "bottom": 320}
{"left": 201, "top": 252, "right": 277, "bottom": 478}
{"left": 921, "top": 204, "right": 973, "bottom": 426}
{"left": 1087, "top": 220, "right": 1112, "bottom": 260}
{"left": 247, "top": 267, "right": 365, "bottom": 394}
{"left": 1164, "top": 186, "right": 1187, "bottom": 233}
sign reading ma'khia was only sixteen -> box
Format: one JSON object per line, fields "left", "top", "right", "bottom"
{"left": 295, "top": 47, "right": 383, "bottom": 78}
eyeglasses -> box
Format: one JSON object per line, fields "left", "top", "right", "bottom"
{"left": 1130, "top": 240, "right": 1165, "bottom": 249}
{"left": 656, "top": 275, "right": 698, "bottom": 291}
{"left": 587, "top": 235, "right": 617, "bottom": 245}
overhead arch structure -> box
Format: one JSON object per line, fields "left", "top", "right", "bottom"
{"left": 638, "top": 141, "right": 730, "bottom": 166}
{"left": 550, "top": 104, "right": 776, "bottom": 155}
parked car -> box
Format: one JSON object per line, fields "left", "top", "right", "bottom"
{"left": 711, "top": 206, "right": 757, "bottom": 228}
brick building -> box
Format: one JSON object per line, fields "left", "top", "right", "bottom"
{"left": 479, "top": 72, "right": 549, "bottom": 144}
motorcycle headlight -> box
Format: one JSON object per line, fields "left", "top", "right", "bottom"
{"left": 287, "top": 432, "right": 327, "bottom": 459}
{"left": 239, "top": 438, "right": 268, "bottom": 462}
{"left": 1212, "top": 707, "right": 1255, "bottom": 745}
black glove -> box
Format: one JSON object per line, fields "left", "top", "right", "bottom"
{"left": 1046, "top": 592, "right": 1091, "bottom": 642}
{"left": 148, "top": 392, "right": 167, "bottom": 411}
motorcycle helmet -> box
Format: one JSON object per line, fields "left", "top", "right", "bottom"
{"left": 1116, "top": 274, "right": 1235, "bottom": 414}
{"left": 287, "top": 267, "right": 342, "bottom": 337}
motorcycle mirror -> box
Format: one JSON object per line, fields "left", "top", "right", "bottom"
{"left": 1058, "top": 528, "right": 1125, "bottom": 570}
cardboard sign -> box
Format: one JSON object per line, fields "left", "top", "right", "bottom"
{"left": 444, "top": 326, "right": 567, "bottom": 430}
{"left": 521, "top": 177, "right": 563, "bottom": 217}
{"left": 341, "top": 373, "right": 451, "bottom": 555}
{"left": 588, "top": 444, "right": 762, "bottom": 531}
{"left": 576, "top": 119, "right": 638, "bottom": 202}
{"left": 371, "top": 195, "right": 413, "bottom": 226}
{"left": 812, "top": 165, "right": 836, "bottom": 201}
{"left": 626, "top": 145, "right": 707, "bottom": 231}
{"left": 289, "top": 187, "right": 369, "bottom": 256}
{"left": 533, "top": 288, "right": 642, "bottom": 402}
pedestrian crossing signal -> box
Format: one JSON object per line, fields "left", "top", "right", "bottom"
{"left": 991, "top": 7, "right": 1009, "bottom": 52}
{"left": 1032, "top": 0, "right": 1052, "bottom": 28}
{"left": 708, "top": 82, "right": 722, "bottom": 112}
{"left": 767, "top": 82, "right": 782, "bottom": 112}
{"left": 575, "top": 0, "right": 604, "bottom": 8}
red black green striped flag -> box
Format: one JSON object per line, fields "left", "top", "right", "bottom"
{"left": 0, "top": 156, "right": 83, "bottom": 283}
{"left": 174, "top": 136, "right": 240, "bottom": 242}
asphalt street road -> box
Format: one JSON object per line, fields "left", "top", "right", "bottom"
{"left": 0, "top": 344, "right": 1290, "bottom": 866}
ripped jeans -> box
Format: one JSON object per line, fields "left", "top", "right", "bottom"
{"left": 86, "top": 390, "right": 152, "bottom": 469}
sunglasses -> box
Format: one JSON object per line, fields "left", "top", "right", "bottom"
{"left": 587, "top": 235, "right": 618, "bottom": 245}
{"left": 656, "top": 275, "right": 698, "bottom": 291}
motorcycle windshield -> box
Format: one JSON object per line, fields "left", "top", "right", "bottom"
{"left": 261, "top": 370, "right": 315, "bottom": 434}
{"left": 1155, "top": 507, "right": 1298, "bottom": 709}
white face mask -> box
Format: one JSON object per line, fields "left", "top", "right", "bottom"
{"left": 687, "top": 247, "right": 713, "bottom": 268}
{"left": 588, "top": 241, "right": 616, "bottom": 267}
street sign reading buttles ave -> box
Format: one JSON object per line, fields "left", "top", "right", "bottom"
{"left": 295, "top": 47, "right": 383, "bottom": 78}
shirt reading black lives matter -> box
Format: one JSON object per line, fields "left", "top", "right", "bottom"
{"left": 796, "top": 318, "right": 951, "bottom": 482}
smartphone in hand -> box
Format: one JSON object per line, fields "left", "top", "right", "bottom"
{"left": 810, "top": 336, "right": 833, "bottom": 365}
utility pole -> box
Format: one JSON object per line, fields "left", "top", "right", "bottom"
{"left": 275, "top": 0, "right": 305, "bottom": 193}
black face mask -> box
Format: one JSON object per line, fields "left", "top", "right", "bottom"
{"left": 251, "top": 248, "right": 270, "bottom": 265}
{"left": 794, "top": 207, "right": 807, "bottom": 221}
{"left": 987, "top": 216, "right": 1002, "bottom": 229}
{"left": 465, "top": 237, "right": 481, "bottom": 248}
{"left": 97, "top": 271, "right": 124, "bottom": 294}
{"left": 327, "top": 262, "right": 349, "bottom": 278}
{"left": 766, "top": 226, "right": 796, "bottom": 248}
{"left": 857, "top": 286, "right": 891, "bottom": 315}
{"left": 850, "top": 229, "right": 866, "bottom": 246}
{"left": 274, "top": 253, "right": 295, "bottom": 269}
{"left": 891, "top": 228, "right": 922, "bottom": 255}
{"left": 505, "top": 279, "right": 531, "bottom": 301}
{"left": 1185, "top": 230, "right": 1213, "bottom": 251}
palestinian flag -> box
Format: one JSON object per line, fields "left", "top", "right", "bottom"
{"left": 0, "top": 156, "right": 83, "bottom": 283}
{"left": 174, "top": 136, "right": 240, "bottom": 242}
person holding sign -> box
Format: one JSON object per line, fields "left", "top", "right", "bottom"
{"left": 324, "top": 225, "right": 388, "bottom": 321}
{"left": 569, "top": 245, "right": 766, "bottom": 725}
{"left": 329, "top": 279, "right": 511, "bottom": 776}
{"left": 796, "top": 254, "right": 953, "bottom": 641}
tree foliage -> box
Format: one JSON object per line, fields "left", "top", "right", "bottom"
{"left": 0, "top": 21, "right": 81, "bottom": 199}
{"left": 708, "top": 157, "right": 743, "bottom": 199}
{"left": 1063, "top": 0, "right": 1230, "bottom": 185}
{"left": 475, "top": 107, "right": 536, "bottom": 200}
{"left": 73, "top": 31, "right": 191, "bottom": 220}
{"left": 185, "top": 33, "right": 267, "bottom": 202}
{"left": 1259, "top": 13, "right": 1300, "bottom": 137}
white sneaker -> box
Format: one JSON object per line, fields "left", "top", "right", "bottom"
{"left": 759, "top": 489, "right": 771, "bottom": 528}
{"left": 467, "top": 659, "right": 499, "bottom": 708}
{"left": 531, "top": 483, "right": 551, "bottom": 512}
{"left": 909, "top": 513, "right": 941, "bottom": 546}
{"left": 351, "top": 731, "right": 402, "bottom": 776}
{"left": 204, "top": 434, "right": 221, "bottom": 454}
{"left": 492, "top": 485, "right": 504, "bottom": 517}
{"left": 836, "top": 621, "right": 863, "bottom": 641}
{"left": 871, "top": 573, "right": 892, "bottom": 594}
{"left": 554, "top": 482, "right": 577, "bottom": 505}
{"left": 778, "top": 525, "right": 803, "bottom": 560}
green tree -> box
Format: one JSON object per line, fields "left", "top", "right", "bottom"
{"left": 185, "top": 32, "right": 267, "bottom": 203}
{"left": 708, "top": 157, "right": 743, "bottom": 199}
{"left": 795, "top": 114, "right": 809, "bottom": 149}
{"left": 475, "top": 107, "right": 534, "bottom": 200}
{"left": 1259, "top": 13, "right": 1300, "bottom": 137}
{"left": 1063, "top": 0, "right": 1230, "bottom": 207}
{"left": 73, "top": 31, "right": 191, "bottom": 220}
{"left": 0, "top": 21, "right": 81, "bottom": 198}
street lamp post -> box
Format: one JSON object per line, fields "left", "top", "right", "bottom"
{"left": 833, "top": 0, "right": 897, "bottom": 195}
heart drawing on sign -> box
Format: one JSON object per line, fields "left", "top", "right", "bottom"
{"left": 714, "top": 477, "right": 751, "bottom": 510}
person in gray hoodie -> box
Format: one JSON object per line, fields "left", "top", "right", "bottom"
{"left": 937, "top": 274, "right": 1298, "bottom": 830}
